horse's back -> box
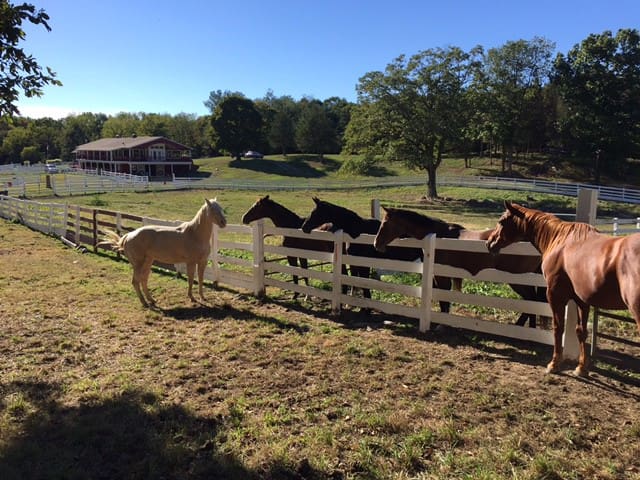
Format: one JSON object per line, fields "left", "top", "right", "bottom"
{"left": 123, "top": 225, "right": 209, "bottom": 264}
{"left": 555, "top": 232, "right": 640, "bottom": 310}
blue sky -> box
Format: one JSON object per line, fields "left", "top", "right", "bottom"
{"left": 16, "top": 0, "right": 640, "bottom": 119}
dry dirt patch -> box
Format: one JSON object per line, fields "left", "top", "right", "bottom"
{"left": 0, "top": 220, "right": 638, "bottom": 479}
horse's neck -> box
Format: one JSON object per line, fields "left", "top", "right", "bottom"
{"left": 459, "top": 228, "right": 488, "bottom": 240}
{"left": 527, "top": 214, "right": 593, "bottom": 255}
{"left": 185, "top": 207, "right": 214, "bottom": 239}
{"left": 268, "top": 204, "right": 304, "bottom": 228}
{"left": 330, "top": 209, "right": 374, "bottom": 236}
{"left": 411, "top": 219, "right": 462, "bottom": 239}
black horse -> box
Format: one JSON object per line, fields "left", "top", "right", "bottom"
{"left": 242, "top": 195, "right": 336, "bottom": 295}
{"left": 300, "top": 197, "right": 460, "bottom": 312}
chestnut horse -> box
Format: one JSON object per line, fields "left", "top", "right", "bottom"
{"left": 98, "top": 198, "right": 227, "bottom": 307}
{"left": 486, "top": 201, "right": 640, "bottom": 376}
{"left": 373, "top": 206, "right": 546, "bottom": 327}
{"left": 242, "top": 195, "right": 336, "bottom": 294}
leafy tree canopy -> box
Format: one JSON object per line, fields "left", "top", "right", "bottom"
{"left": 0, "top": 1, "right": 62, "bottom": 118}
{"left": 210, "top": 95, "right": 263, "bottom": 160}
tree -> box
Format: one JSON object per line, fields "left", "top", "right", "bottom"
{"left": 554, "top": 29, "right": 640, "bottom": 183}
{"left": 0, "top": 122, "right": 31, "bottom": 161}
{"left": 59, "top": 112, "right": 106, "bottom": 161}
{"left": 474, "top": 37, "right": 556, "bottom": 174}
{"left": 20, "top": 144, "right": 40, "bottom": 163}
{"left": 266, "top": 95, "right": 297, "bottom": 155}
{"left": 323, "top": 96, "right": 352, "bottom": 152}
{"left": 346, "top": 46, "right": 481, "bottom": 198}
{"left": 101, "top": 112, "right": 142, "bottom": 138}
{"left": 203, "top": 89, "right": 245, "bottom": 114}
{"left": 210, "top": 96, "right": 263, "bottom": 160}
{"left": 1, "top": 1, "right": 62, "bottom": 118}
{"left": 295, "top": 100, "right": 334, "bottom": 159}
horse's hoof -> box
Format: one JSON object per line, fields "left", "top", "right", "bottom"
{"left": 574, "top": 366, "right": 589, "bottom": 377}
{"left": 545, "top": 363, "right": 559, "bottom": 374}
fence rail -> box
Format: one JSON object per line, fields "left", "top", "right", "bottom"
{"left": 3, "top": 193, "right": 638, "bottom": 363}
{"left": 3, "top": 167, "right": 640, "bottom": 206}
{"left": 1, "top": 195, "right": 585, "bottom": 356}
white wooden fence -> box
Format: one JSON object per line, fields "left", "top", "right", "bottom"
{"left": 1, "top": 194, "right": 588, "bottom": 358}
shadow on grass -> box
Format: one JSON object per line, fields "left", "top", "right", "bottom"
{"left": 160, "top": 291, "right": 312, "bottom": 335}
{"left": 0, "top": 380, "right": 330, "bottom": 480}
{"left": 229, "top": 155, "right": 342, "bottom": 178}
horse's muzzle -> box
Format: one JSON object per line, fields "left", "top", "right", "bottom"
{"left": 486, "top": 239, "right": 501, "bottom": 255}
{"left": 374, "top": 241, "right": 387, "bottom": 253}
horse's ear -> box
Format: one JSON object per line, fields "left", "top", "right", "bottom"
{"left": 205, "top": 198, "right": 212, "bottom": 207}
{"left": 505, "top": 201, "right": 524, "bottom": 216}
{"left": 381, "top": 206, "right": 389, "bottom": 213}
{"left": 312, "top": 197, "right": 320, "bottom": 204}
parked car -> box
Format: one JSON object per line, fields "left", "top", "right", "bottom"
{"left": 243, "top": 151, "right": 264, "bottom": 159}
{"left": 45, "top": 164, "right": 58, "bottom": 173}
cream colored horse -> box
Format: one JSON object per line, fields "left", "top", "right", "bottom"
{"left": 98, "top": 198, "right": 227, "bottom": 307}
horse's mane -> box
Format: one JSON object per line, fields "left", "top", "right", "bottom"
{"left": 319, "top": 199, "right": 365, "bottom": 223}
{"left": 263, "top": 197, "right": 304, "bottom": 226}
{"left": 523, "top": 207, "right": 598, "bottom": 252}
{"left": 315, "top": 199, "right": 379, "bottom": 236}
{"left": 387, "top": 207, "right": 465, "bottom": 233}
{"left": 185, "top": 199, "right": 224, "bottom": 231}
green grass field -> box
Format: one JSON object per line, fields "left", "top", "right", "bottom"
{"left": 1, "top": 154, "right": 639, "bottom": 479}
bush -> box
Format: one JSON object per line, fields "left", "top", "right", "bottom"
{"left": 338, "top": 153, "right": 377, "bottom": 175}
{"left": 21, "top": 146, "right": 42, "bottom": 164}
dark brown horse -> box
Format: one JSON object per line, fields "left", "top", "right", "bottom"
{"left": 300, "top": 197, "right": 453, "bottom": 312}
{"left": 242, "top": 195, "right": 335, "bottom": 294}
{"left": 374, "top": 206, "right": 546, "bottom": 327}
{"left": 487, "top": 201, "right": 640, "bottom": 376}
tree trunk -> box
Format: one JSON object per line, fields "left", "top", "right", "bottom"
{"left": 427, "top": 164, "right": 438, "bottom": 198}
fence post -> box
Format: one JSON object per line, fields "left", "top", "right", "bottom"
{"left": 252, "top": 220, "right": 265, "bottom": 297}
{"left": 63, "top": 203, "right": 69, "bottom": 238}
{"left": 92, "top": 209, "right": 98, "bottom": 252}
{"left": 74, "top": 205, "right": 81, "bottom": 245}
{"left": 331, "top": 229, "right": 344, "bottom": 315}
{"left": 371, "top": 199, "right": 381, "bottom": 219}
{"left": 613, "top": 218, "right": 619, "bottom": 236}
{"left": 576, "top": 188, "right": 598, "bottom": 224}
{"left": 419, "top": 234, "right": 436, "bottom": 332}
{"left": 211, "top": 224, "right": 220, "bottom": 287}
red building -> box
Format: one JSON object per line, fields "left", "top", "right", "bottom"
{"left": 73, "top": 136, "right": 194, "bottom": 177}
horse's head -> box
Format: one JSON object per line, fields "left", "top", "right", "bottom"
{"left": 242, "top": 195, "right": 270, "bottom": 224}
{"left": 301, "top": 197, "right": 331, "bottom": 233}
{"left": 374, "top": 206, "right": 397, "bottom": 252}
{"left": 486, "top": 201, "right": 525, "bottom": 254}
{"left": 205, "top": 197, "right": 227, "bottom": 228}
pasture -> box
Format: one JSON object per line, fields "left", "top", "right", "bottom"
{"left": 1, "top": 184, "right": 639, "bottom": 479}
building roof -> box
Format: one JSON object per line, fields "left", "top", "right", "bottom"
{"left": 74, "top": 136, "right": 190, "bottom": 152}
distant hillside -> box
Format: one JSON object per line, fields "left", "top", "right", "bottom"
{"left": 193, "top": 154, "right": 640, "bottom": 188}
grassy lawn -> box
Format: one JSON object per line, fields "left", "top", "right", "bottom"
{"left": 1, "top": 155, "right": 639, "bottom": 479}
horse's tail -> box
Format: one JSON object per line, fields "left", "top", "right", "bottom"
{"left": 96, "top": 229, "right": 125, "bottom": 252}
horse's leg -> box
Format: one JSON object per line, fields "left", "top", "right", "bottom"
{"left": 350, "top": 265, "right": 371, "bottom": 299}
{"left": 131, "top": 265, "right": 148, "bottom": 307}
{"left": 545, "top": 296, "right": 566, "bottom": 374}
{"left": 185, "top": 262, "right": 197, "bottom": 301}
{"left": 138, "top": 258, "right": 156, "bottom": 306}
{"left": 197, "top": 259, "right": 207, "bottom": 301}
{"left": 287, "top": 256, "right": 300, "bottom": 299}
{"left": 574, "top": 302, "right": 591, "bottom": 377}
{"left": 510, "top": 284, "right": 538, "bottom": 327}
{"left": 433, "top": 276, "right": 452, "bottom": 313}
{"left": 298, "top": 257, "right": 309, "bottom": 287}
